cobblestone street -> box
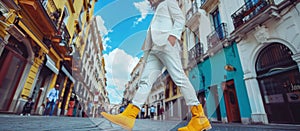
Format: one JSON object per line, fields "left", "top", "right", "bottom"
{"left": 1, "top": 114, "right": 300, "bottom": 131}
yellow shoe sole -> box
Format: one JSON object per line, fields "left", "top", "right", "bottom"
{"left": 101, "top": 112, "right": 133, "bottom": 131}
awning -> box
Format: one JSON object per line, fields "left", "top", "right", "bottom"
{"left": 62, "top": 66, "right": 75, "bottom": 83}
{"left": 45, "top": 55, "right": 59, "bottom": 74}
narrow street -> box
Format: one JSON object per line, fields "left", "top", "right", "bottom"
{"left": 0, "top": 114, "right": 299, "bottom": 131}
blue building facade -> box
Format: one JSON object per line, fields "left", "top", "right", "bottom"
{"left": 188, "top": 43, "right": 252, "bottom": 124}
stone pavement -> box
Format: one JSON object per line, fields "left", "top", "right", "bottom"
{"left": 0, "top": 114, "right": 300, "bottom": 131}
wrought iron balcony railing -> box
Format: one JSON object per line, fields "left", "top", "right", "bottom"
{"left": 188, "top": 42, "right": 203, "bottom": 64}
{"left": 60, "top": 22, "right": 71, "bottom": 45}
{"left": 40, "top": 0, "right": 61, "bottom": 28}
{"left": 231, "top": 0, "right": 270, "bottom": 28}
{"left": 186, "top": 1, "right": 201, "bottom": 34}
{"left": 207, "top": 23, "right": 228, "bottom": 49}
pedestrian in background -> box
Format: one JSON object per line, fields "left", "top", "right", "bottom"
{"left": 38, "top": 103, "right": 45, "bottom": 116}
{"left": 101, "top": 0, "right": 211, "bottom": 130}
{"left": 119, "top": 105, "right": 125, "bottom": 113}
{"left": 45, "top": 83, "right": 60, "bottom": 116}
{"left": 73, "top": 99, "right": 79, "bottom": 117}
{"left": 158, "top": 106, "right": 164, "bottom": 120}
{"left": 20, "top": 97, "right": 34, "bottom": 116}
{"left": 67, "top": 93, "right": 75, "bottom": 117}
{"left": 141, "top": 106, "right": 145, "bottom": 119}
{"left": 150, "top": 105, "right": 155, "bottom": 119}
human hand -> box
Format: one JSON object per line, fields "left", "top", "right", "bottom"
{"left": 168, "top": 35, "right": 177, "bottom": 47}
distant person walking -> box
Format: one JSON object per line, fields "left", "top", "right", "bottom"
{"left": 150, "top": 105, "right": 155, "bottom": 119}
{"left": 45, "top": 83, "right": 60, "bottom": 116}
{"left": 158, "top": 106, "right": 164, "bottom": 120}
{"left": 141, "top": 106, "right": 145, "bottom": 119}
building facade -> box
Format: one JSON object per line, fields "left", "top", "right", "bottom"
{"left": 118, "top": 0, "right": 300, "bottom": 125}
{"left": 184, "top": 0, "right": 300, "bottom": 125}
{"left": 230, "top": 0, "right": 300, "bottom": 124}
{"left": 146, "top": 69, "right": 166, "bottom": 120}
{"left": 123, "top": 57, "right": 145, "bottom": 105}
{"left": 0, "top": 0, "right": 99, "bottom": 116}
{"left": 73, "top": 16, "right": 109, "bottom": 117}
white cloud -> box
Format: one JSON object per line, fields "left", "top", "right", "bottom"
{"left": 95, "top": 16, "right": 112, "bottom": 50}
{"left": 103, "top": 48, "right": 140, "bottom": 104}
{"left": 133, "top": 0, "right": 151, "bottom": 26}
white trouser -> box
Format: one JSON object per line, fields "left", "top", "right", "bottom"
{"left": 132, "top": 43, "right": 200, "bottom": 109}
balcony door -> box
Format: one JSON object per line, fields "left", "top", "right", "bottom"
{"left": 211, "top": 8, "right": 224, "bottom": 39}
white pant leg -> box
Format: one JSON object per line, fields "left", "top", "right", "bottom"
{"left": 156, "top": 44, "right": 200, "bottom": 106}
{"left": 132, "top": 52, "right": 164, "bottom": 109}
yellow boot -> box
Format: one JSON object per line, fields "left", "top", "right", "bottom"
{"left": 101, "top": 104, "right": 140, "bottom": 130}
{"left": 178, "top": 104, "right": 211, "bottom": 131}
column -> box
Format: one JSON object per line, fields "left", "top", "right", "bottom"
{"left": 244, "top": 72, "right": 268, "bottom": 124}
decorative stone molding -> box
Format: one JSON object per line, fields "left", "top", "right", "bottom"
{"left": 6, "top": 24, "right": 26, "bottom": 42}
{"left": 254, "top": 25, "right": 270, "bottom": 44}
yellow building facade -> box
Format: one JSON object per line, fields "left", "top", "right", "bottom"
{"left": 0, "top": 0, "right": 97, "bottom": 115}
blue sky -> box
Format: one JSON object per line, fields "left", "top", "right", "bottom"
{"left": 93, "top": 0, "right": 153, "bottom": 104}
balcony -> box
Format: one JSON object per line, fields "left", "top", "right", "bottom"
{"left": 230, "top": 0, "right": 290, "bottom": 38}
{"left": 200, "top": 0, "right": 219, "bottom": 12}
{"left": 18, "top": 0, "right": 60, "bottom": 36}
{"left": 186, "top": 1, "right": 201, "bottom": 34}
{"left": 52, "top": 22, "right": 71, "bottom": 56}
{"left": 207, "top": 23, "right": 228, "bottom": 50}
{"left": 188, "top": 42, "right": 203, "bottom": 68}
{"left": 231, "top": 0, "right": 272, "bottom": 29}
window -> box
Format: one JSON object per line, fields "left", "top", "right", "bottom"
{"left": 79, "top": 7, "right": 84, "bottom": 27}
{"left": 172, "top": 81, "right": 177, "bottom": 96}
{"left": 63, "top": 6, "right": 69, "bottom": 25}
{"left": 165, "top": 84, "right": 170, "bottom": 99}
{"left": 0, "top": 2, "right": 9, "bottom": 19}
{"left": 245, "top": 0, "right": 259, "bottom": 8}
{"left": 72, "top": 33, "right": 77, "bottom": 44}
{"left": 211, "top": 8, "right": 224, "bottom": 39}
{"left": 41, "top": 0, "right": 48, "bottom": 9}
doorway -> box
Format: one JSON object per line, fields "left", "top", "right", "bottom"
{"left": 223, "top": 80, "right": 241, "bottom": 123}
{"left": 0, "top": 45, "right": 27, "bottom": 111}
{"left": 256, "top": 43, "right": 300, "bottom": 124}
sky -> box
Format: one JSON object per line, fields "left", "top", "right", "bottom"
{"left": 93, "top": 0, "right": 154, "bottom": 104}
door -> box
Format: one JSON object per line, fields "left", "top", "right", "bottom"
{"left": 32, "top": 67, "right": 52, "bottom": 112}
{"left": 223, "top": 80, "right": 241, "bottom": 123}
{"left": 211, "top": 8, "right": 224, "bottom": 39}
{"left": 0, "top": 48, "right": 26, "bottom": 111}
{"left": 256, "top": 43, "right": 300, "bottom": 124}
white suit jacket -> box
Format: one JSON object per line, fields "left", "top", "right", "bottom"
{"left": 142, "top": 0, "right": 185, "bottom": 51}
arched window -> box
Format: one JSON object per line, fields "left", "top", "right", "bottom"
{"left": 256, "top": 43, "right": 294, "bottom": 75}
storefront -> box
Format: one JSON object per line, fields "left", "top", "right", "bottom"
{"left": 0, "top": 37, "right": 27, "bottom": 111}
{"left": 58, "top": 65, "right": 75, "bottom": 116}
{"left": 31, "top": 54, "right": 58, "bottom": 113}
{"left": 256, "top": 43, "right": 300, "bottom": 124}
